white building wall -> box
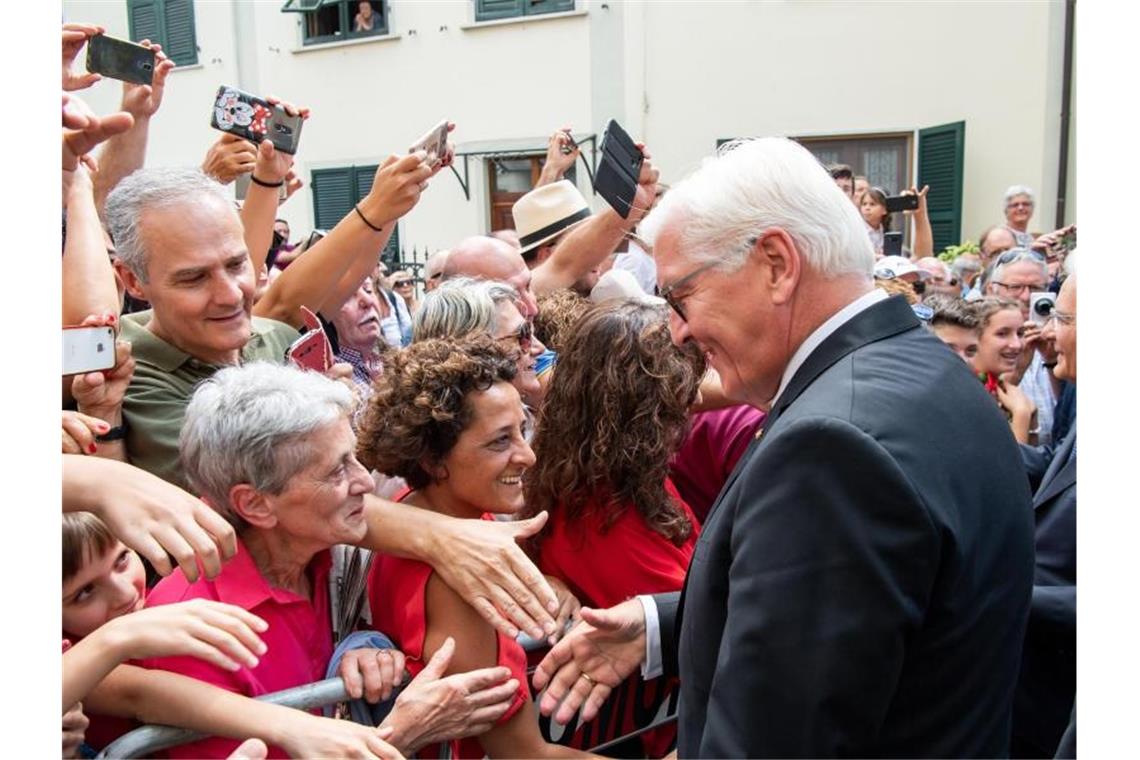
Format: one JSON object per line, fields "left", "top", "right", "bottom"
{"left": 63, "top": 0, "right": 1073, "bottom": 255}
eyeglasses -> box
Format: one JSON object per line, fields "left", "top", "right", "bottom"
{"left": 495, "top": 320, "right": 534, "bottom": 350}
{"left": 1007, "top": 201, "right": 1034, "bottom": 209}
{"left": 991, "top": 281, "right": 1042, "bottom": 296}
{"left": 1046, "top": 309, "right": 1075, "bottom": 327}
{"left": 393, "top": 279, "right": 413, "bottom": 288}
{"left": 660, "top": 259, "right": 721, "bottom": 321}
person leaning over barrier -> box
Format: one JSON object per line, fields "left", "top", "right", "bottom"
{"left": 136, "top": 362, "right": 525, "bottom": 758}
{"left": 105, "top": 167, "right": 564, "bottom": 643}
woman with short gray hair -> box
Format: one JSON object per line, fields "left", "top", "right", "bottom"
{"left": 138, "top": 361, "right": 521, "bottom": 758}
{"left": 1002, "top": 184, "right": 1036, "bottom": 247}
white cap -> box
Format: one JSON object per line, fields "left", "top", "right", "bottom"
{"left": 875, "top": 255, "right": 930, "bottom": 282}
{"left": 589, "top": 269, "right": 665, "bottom": 305}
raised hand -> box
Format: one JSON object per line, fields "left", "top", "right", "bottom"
{"left": 120, "top": 40, "right": 176, "bottom": 120}
{"left": 202, "top": 133, "right": 259, "bottom": 184}
{"left": 62, "top": 23, "right": 104, "bottom": 91}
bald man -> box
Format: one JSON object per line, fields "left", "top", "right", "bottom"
{"left": 443, "top": 236, "right": 539, "bottom": 318}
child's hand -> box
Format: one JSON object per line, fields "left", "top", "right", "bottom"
{"left": 104, "top": 599, "right": 268, "bottom": 671}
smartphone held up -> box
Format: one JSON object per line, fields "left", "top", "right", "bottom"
{"left": 85, "top": 34, "right": 155, "bottom": 86}
{"left": 63, "top": 326, "right": 116, "bottom": 376}
{"left": 210, "top": 85, "right": 304, "bottom": 154}
{"left": 408, "top": 119, "right": 450, "bottom": 167}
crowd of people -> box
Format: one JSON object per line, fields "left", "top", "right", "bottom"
{"left": 61, "top": 19, "right": 1075, "bottom": 760}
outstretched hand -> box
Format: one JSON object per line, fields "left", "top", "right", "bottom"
{"left": 532, "top": 600, "right": 647, "bottom": 725}
{"left": 384, "top": 637, "right": 518, "bottom": 753}
{"left": 426, "top": 512, "right": 559, "bottom": 641}
{"left": 120, "top": 40, "right": 176, "bottom": 119}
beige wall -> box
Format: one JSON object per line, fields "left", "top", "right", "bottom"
{"left": 63, "top": 0, "right": 1073, "bottom": 253}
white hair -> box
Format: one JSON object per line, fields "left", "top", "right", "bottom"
{"left": 105, "top": 167, "right": 232, "bottom": 282}
{"left": 179, "top": 362, "right": 353, "bottom": 528}
{"left": 639, "top": 137, "right": 875, "bottom": 279}
{"left": 1003, "top": 185, "right": 1036, "bottom": 209}
{"left": 413, "top": 276, "right": 519, "bottom": 342}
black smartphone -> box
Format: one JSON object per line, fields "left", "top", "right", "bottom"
{"left": 594, "top": 119, "right": 644, "bottom": 218}
{"left": 209, "top": 85, "right": 304, "bottom": 154}
{"left": 85, "top": 34, "right": 155, "bottom": 86}
{"left": 885, "top": 194, "right": 920, "bottom": 213}
{"left": 883, "top": 231, "right": 904, "bottom": 258}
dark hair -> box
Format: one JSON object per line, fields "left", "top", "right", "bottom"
{"left": 828, "top": 163, "right": 854, "bottom": 182}
{"left": 63, "top": 512, "right": 118, "bottom": 583}
{"left": 522, "top": 301, "right": 705, "bottom": 549}
{"left": 356, "top": 335, "right": 517, "bottom": 489}
{"left": 534, "top": 289, "right": 591, "bottom": 353}
{"left": 863, "top": 187, "right": 891, "bottom": 232}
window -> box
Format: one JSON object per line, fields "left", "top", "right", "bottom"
{"left": 310, "top": 164, "right": 401, "bottom": 265}
{"left": 486, "top": 155, "right": 577, "bottom": 231}
{"left": 475, "top": 0, "right": 575, "bottom": 23}
{"left": 282, "top": 0, "right": 389, "bottom": 45}
{"left": 126, "top": 0, "right": 198, "bottom": 66}
{"left": 795, "top": 133, "right": 913, "bottom": 195}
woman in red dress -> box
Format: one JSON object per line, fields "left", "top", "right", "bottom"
{"left": 522, "top": 299, "right": 706, "bottom": 609}
{"left": 357, "top": 335, "right": 585, "bottom": 759}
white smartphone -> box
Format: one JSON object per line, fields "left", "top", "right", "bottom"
{"left": 63, "top": 326, "right": 116, "bottom": 375}
{"left": 408, "top": 119, "right": 449, "bottom": 165}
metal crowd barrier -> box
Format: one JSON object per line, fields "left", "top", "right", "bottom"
{"left": 97, "top": 634, "right": 676, "bottom": 758}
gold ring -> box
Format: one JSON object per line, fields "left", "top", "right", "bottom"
{"left": 579, "top": 672, "right": 596, "bottom": 686}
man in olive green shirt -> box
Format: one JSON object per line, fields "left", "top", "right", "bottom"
{"left": 106, "top": 168, "right": 298, "bottom": 487}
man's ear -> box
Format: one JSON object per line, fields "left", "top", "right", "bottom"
{"left": 229, "top": 483, "right": 278, "bottom": 530}
{"left": 750, "top": 229, "right": 802, "bottom": 306}
{"left": 114, "top": 259, "right": 149, "bottom": 302}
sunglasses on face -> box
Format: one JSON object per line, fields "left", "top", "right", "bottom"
{"left": 496, "top": 320, "right": 534, "bottom": 350}
{"left": 393, "top": 280, "right": 413, "bottom": 288}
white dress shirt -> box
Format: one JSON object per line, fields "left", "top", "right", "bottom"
{"left": 637, "top": 286, "right": 889, "bottom": 678}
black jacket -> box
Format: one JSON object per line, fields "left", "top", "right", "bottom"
{"left": 656, "top": 295, "right": 1036, "bottom": 757}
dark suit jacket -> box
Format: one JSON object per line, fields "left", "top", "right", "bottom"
{"left": 1013, "top": 429, "right": 1077, "bottom": 757}
{"left": 656, "top": 295, "right": 1036, "bottom": 758}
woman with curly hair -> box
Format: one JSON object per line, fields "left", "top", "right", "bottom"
{"left": 523, "top": 299, "right": 706, "bottom": 607}
{"left": 357, "top": 335, "right": 586, "bottom": 759}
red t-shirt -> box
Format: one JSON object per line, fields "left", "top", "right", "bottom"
{"left": 536, "top": 478, "right": 699, "bottom": 610}
{"left": 669, "top": 405, "right": 765, "bottom": 523}
{"left": 137, "top": 539, "right": 334, "bottom": 758}
{"left": 367, "top": 491, "right": 529, "bottom": 759}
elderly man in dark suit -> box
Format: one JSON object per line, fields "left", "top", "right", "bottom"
{"left": 1013, "top": 268, "right": 1077, "bottom": 758}
{"left": 534, "top": 137, "right": 1036, "bottom": 757}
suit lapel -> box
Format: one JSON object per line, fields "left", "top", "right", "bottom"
{"left": 768, "top": 295, "right": 920, "bottom": 423}
{"left": 1035, "top": 432, "right": 1076, "bottom": 508}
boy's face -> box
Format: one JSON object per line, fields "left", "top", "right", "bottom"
{"left": 933, "top": 323, "right": 980, "bottom": 369}
{"left": 62, "top": 542, "right": 146, "bottom": 639}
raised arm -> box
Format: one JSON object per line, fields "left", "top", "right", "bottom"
{"left": 63, "top": 165, "right": 119, "bottom": 325}
{"left": 253, "top": 153, "right": 430, "bottom": 328}
{"left": 535, "top": 127, "right": 580, "bottom": 189}
{"left": 358, "top": 494, "right": 558, "bottom": 641}
{"left": 63, "top": 455, "right": 237, "bottom": 582}
{"left": 91, "top": 41, "right": 176, "bottom": 214}
{"left": 531, "top": 146, "right": 660, "bottom": 296}
{"left": 905, "top": 185, "right": 934, "bottom": 259}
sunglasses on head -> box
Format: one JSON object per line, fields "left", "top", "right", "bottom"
{"left": 996, "top": 248, "right": 1046, "bottom": 266}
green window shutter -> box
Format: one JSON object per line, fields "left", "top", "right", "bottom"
{"left": 161, "top": 0, "right": 198, "bottom": 66}
{"left": 311, "top": 168, "right": 354, "bottom": 230}
{"left": 476, "top": 0, "right": 525, "bottom": 22}
{"left": 917, "top": 121, "right": 965, "bottom": 253}
{"left": 127, "top": 0, "right": 161, "bottom": 45}
{"left": 354, "top": 165, "right": 378, "bottom": 205}
{"left": 526, "top": 0, "right": 574, "bottom": 16}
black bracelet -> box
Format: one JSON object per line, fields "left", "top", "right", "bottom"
{"left": 354, "top": 204, "right": 384, "bottom": 232}
{"left": 95, "top": 422, "right": 128, "bottom": 442}
{"left": 250, "top": 174, "right": 284, "bottom": 188}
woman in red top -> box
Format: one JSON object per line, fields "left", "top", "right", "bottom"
{"left": 358, "top": 335, "right": 586, "bottom": 759}
{"left": 522, "top": 300, "right": 704, "bottom": 757}
{"left": 522, "top": 300, "right": 706, "bottom": 609}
